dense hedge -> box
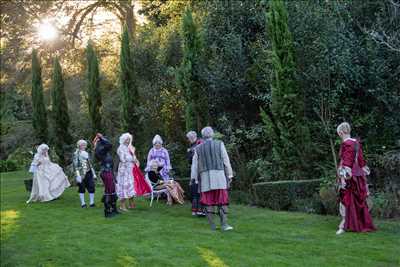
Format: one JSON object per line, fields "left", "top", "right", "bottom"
{"left": 0, "top": 159, "right": 19, "bottom": 172}
{"left": 252, "top": 179, "right": 322, "bottom": 211}
{"left": 366, "top": 149, "right": 400, "bottom": 218}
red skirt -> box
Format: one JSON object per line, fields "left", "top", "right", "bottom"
{"left": 340, "top": 176, "right": 376, "bottom": 232}
{"left": 200, "top": 189, "right": 229, "bottom": 206}
{"left": 132, "top": 165, "right": 152, "bottom": 196}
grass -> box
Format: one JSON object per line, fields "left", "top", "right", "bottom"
{"left": 1, "top": 171, "right": 399, "bottom": 267}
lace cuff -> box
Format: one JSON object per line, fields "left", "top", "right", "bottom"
{"left": 29, "top": 164, "right": 37, "bottom": 173}
{"left": 362, "top": 166, "right": 371, "bottom": 175}
{"left": 337, "top": 166, "right": 352, "bottom": 179}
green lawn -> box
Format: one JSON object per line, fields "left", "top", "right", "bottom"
{"left": 1, "top": 171, "right": 399, "bottom": 267}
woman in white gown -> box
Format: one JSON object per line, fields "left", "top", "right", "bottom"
{"left": 27, "top": 144, "right": 70, "bottom": 203}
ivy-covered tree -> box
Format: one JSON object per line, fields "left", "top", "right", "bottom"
{"left": 51, "top": 57, "right": 72, "bottom": 166}
{"left": 86, "top": 41, "right": 102, "bottom": 135}
{"left": 177, "top": 7, "right": 208, "bottom": 132}
{"left": 261, "top": 0, "right": 311, "bottom": 180}
{"left": 120, "top": 25, "right": 140, "bottom": 139}
{"left": 31, "top": 49, "right": 48, "bottom": 143}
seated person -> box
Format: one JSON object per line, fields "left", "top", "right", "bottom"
{"left": 147, "top": 160, "right": 164, "bottom": 185}
{"left": 145, "top": 135, "right": 172, "bottom": 181}
{"left": 146, "top": 159, "right": 184, "bottom": 205}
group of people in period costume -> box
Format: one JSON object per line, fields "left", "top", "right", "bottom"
{"left": 25, "top": 132, "right": 183, "bottom": 217}
{"left": 26, "top": 122, "right": 375, "bottom": 234}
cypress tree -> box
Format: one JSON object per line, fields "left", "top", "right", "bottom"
{"left": 31, "top": 49, "right": 48, "bottom": 143}
{"left": 51, "top": 57, "right": 72, "bottom": 166}
{"left": 262, "top": 0, "right": 311, "bottom": 180}
{"left": 86, "top": 41, "right": 102, "bottom": 134}
{"left": 177, "top": 8, "right": 208, "bottom": 132}
{"left": 120, "top": 25, "right": 140, "bottom": 139}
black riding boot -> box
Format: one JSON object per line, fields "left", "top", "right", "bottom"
{"left": 111, "top": 194, "right": 119, "bottom": 215}
{"left": 102, "top": 195, "right": 113, "bottom": 218}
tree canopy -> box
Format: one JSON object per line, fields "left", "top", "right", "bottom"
{"left": 1, "top": 0, "right": 399, "bottom": 185}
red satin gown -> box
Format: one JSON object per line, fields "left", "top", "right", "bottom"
{"left": 339, "top": 139, "right": 376, "bottom": 232}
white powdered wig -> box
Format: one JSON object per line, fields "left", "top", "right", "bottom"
{"left": 201, "top": 126, "right": 214, "bottom": 139}
{"left": 152, "top": 134, "right": 163, "bottom": 145}
{"left": 337, "top": 122, "right": 351, "bottom": 135}
{"left": 186, "top": 131, "right": 197, "bottom": 140}
{"left": 149, "top": 159, "right": 159, "bottom": 171}
{"left": 37, "top": 143, "right": 49, "bottom": 154}
{"left": 76, "top": 139, "right": 88, "bottom": 148}
{"left": 119, "top": 133, "right": 132, "bottom": 145}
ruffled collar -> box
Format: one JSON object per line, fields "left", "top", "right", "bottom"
{"left": 344, "top": 137, "right": 357, "bottom": 142}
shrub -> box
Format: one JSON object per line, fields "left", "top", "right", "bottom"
{"left": 370, "top": 191, "right": 400, "bottom": 219}
{"left": 229, "top": 190, "right": 253, "bottom": 205}
{"left": 6, "top": 147, "right": 33, "bottom": 170}
{"left": 217, "top": 119, "right": 269, "bottom": 192}
{"left": 247, "top": 158, "right": 273, "bottom": 183}
{"left": 165, "top": 142, "right": 188, "bottom": 178}
{"left": 0, "top": 121, "right": 35, "bottom": 161}
{"left": 252, "top": 179, "right": 322, "bottom": 211}
{"left": 367, "top": 149, "right": 400, "bottom": 219}
{"left": 368, "top": 149, "right": 400, "bottom": 192}
{"left": 0, "top": 159, "right": 19, "bottom": 172}
{"left": 290, "top": 195, "right": 324, "bottom": 214}
{"left": 319, "top": 185, "right": 338, "bottom": 215}
{"left": 64, "top": 163, "right": 75, "bottom": 184}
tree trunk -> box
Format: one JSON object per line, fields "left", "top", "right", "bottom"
{"left": 123, "top": 0, "right": 136, "bottom": 40}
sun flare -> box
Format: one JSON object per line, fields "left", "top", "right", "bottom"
{"left": 37, "top": 21, "right": 58, "bottom": 41}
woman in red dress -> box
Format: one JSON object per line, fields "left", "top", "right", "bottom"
{"left": 336, "top": 122, "right": 376, "bottom": 235}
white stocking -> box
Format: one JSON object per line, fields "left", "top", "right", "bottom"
{"left": 89, "top": 193, "right": 95, "bottom": 205}
{"left": 339, "top": 202, "right": 346, "bottom": 230}
{"left": 79, "top": 193, "right": 86, "bottom": 206}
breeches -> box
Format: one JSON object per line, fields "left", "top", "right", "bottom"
{"left": 101, "top": 170, "right": 116, "bottom": 194}
{"left": 78, "top": 171, "right": 95, "bottom": 193}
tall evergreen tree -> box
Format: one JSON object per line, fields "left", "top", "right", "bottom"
{"left": 120, "top": 25, "right": 140, "bottom": 139}
{"left": 51, "top": 57, "right": 72, "bottom": 166}
{"left": 31, "top": 49, "right": 48, "bottom": 143}
{"left": 177, "top": 8, "right": 208, "bottom": 132}
{"left": 86, "top": 41, "right": 102, "bottom": 134}
{"left": 261, "top": 0, "right": 311, "bottom": 180}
